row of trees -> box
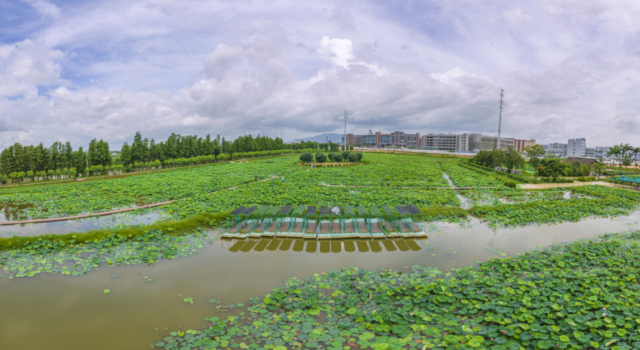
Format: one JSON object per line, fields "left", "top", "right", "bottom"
{"left": 470, "top": 149, "right": 525, "bottom": 173}
{"left": 300, "top": 151, "right": 363, "bottom": 163}
{"left": 118, "top": 133, "right": 290, "bottom": 166}
{"left": 0, "top": 139, "right": 113, "bottom": 177}
{"left": 0, "top": 132, "right": 302, "bottom": 183}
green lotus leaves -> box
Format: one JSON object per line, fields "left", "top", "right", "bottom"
{"left": 183, "top": 298, "right": 193, "bottom": 303}
{"left": 559, "top": 335, "right": 570, "bottom": 342}
{"left": 103, "top": 289, "right": 110, "bottom": 294}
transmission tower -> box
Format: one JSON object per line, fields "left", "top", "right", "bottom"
{"left": 497, "top": 89, "right": 504, "bottom": 150}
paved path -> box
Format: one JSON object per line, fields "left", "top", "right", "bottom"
{"left": 519, "top": 181, "right": 614, "bottom": 189}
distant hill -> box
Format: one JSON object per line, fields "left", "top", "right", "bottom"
{"left": 290, "top": 133, "right": 344, "bottom": 143}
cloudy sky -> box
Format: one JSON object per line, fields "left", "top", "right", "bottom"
{"left": 1, "top": 0, "right": 639, "bottom": 149}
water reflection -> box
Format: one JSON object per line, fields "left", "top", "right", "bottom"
{"left": 221, "top": 238, "right": 428, "bottom": 253}
{"left": 0, "top": 211, "right": 169, "bottom": 237}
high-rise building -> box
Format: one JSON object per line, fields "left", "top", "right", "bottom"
{"left": 421, "top": 133, "right": 469, "bottom": 151}
{"left": 567, "top": 138, "right": 586, "bottom": 157}
{"left": 546, "top": 143, "right": 567, "bottom": 156}
{"left": 514, "top": 139, "right": 536, "bottom": 152}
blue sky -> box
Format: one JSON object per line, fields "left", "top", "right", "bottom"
{"left": 1, "top": 0, "right": 639, "bottom": 149}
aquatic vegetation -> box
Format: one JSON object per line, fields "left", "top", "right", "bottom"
{"left": 470, "top": 186, "right": 640, "bottom": 227}
{"left": 0, "top": 229, "right": 213, "bottom": 278}
{"left": 440, "top": 160, "right": 504, "bottom": 188}
{"left": 155, "top": 230, "right": 640, "bottom": 350}
{"left": 164, "top": 183, "right": 462, "bottom": 218}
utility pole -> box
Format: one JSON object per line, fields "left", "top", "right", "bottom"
{"left": 343, "top": 110, "right": 347, "bottom": 151}
{"left": 497, "top": 89, "right": 504, "bottom": 150}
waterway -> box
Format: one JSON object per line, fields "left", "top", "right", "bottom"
{"left": 0, "top": 213, "right": 639, "bottom": 349}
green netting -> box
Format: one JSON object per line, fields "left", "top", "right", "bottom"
{"left": 356, "top": 206, "right": 368, "bottom": 216}
{"left": 343, "top": 206, "right": 356, "bottom": 218}
{"left": 381, "top": 205, "right": 396, "bottom": 215}
{"left": 265, "top": 206, "right": 282, "bottom": 217}
{"left": 369, "top": 206, "right": 382, "bottom": 217}
{"left": 252, "top": 206, "right": 270, "bottom": 218}
{"left": 292, "top": 205, "right": 305, "bottom": 217}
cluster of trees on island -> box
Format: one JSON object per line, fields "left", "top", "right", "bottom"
{"left": 0, "top": 132, "right": 313, "bottom": 184}
{"left": 299, "top": 151, "right": 363, "bottom": 163}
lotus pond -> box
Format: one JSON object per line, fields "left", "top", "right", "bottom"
{"left": 1, "top": 213, "right": 640, "bottom": 349}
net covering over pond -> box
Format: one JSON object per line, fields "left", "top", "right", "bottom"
{"left": 292, "top": 205, "right": 305, "bottom": 217}
{"left": 252, "top": 206, "right": 270, "bottom": 217}
{"left": 369, "top": 206, "right": 382, "bottom": 217}
{"left": 319, "top": 206, "right": 331, "bottom": 216}
{"left": 229, "top": 206, "right": 247, "bottom": 216}
{"left": 404, "top": 204, "right": 421, "bottom": 215}
{"left": 306, "top": 206, "right": 317, "bottom": 216}
{"left": 382, "top": 205, "right": 396, "bottom": 215}
{"left": 242, "top": 206, "right": 258, "bottom": 216}
{"left": 343, "top": 206, "right": 356, "bottom": 218}
{"left": 279, "top": 205, "right": 293, "bottom": 215}
{"left": 356, "top": 206, "right": 369, "bottom": 216}
{"left": 394, "top": 206, "right": 411, "bottom": 215}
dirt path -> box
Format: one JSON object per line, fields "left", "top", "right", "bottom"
{"left": 519, "top": 181, "right": 614, "bottom": 189}
{"left": 0, "top": 176, "right": 277, "bottom": 226}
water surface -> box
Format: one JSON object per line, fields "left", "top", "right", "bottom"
{"left": 1, "top": 214, "right": 639, "bottom": 349}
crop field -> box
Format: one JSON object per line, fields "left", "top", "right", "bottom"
{"left": 1, "top": 153, "right": 639, "bottom": 228}
{"left": 440, "top": 159, "right": 504, "bottom": 188}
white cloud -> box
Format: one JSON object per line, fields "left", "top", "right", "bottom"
{"left": 2, "top": 0, "right": 640, "bottom": 149}
{"left": 0, "top": 39, "right": 65, "bottom": 98}
{"left": 319, "top": 36, "right": 354, "bottom": 68}
{"left": 430, "top": 67, "right": 474, "bottom": 83}
{"left": 22, "top": 0, "right": 60, "bottom": 18}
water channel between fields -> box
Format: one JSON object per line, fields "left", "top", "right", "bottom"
{"left": 1, "top": 214, "right": 640, "bottom": 349}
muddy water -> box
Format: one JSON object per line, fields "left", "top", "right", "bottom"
{"left": 0, "top": 211, "right": 169, "bottom": 237}
{"left": 1, "top": 214, "right": 639, "bottom": 349}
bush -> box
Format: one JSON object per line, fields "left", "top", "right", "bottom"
{"left": 505, "top": 181, "right": 516, "bottom": 188}
{"left": 315, "top": 153, "right": 326, "bottom": 163}
{"left": 356, "top": 152, "right": 363, "bottom": 161}
{"left": 342, "top": 151, "right": 351, "bottom": 160}
{"left": 577, "top": 177, "right": 596, "bottom": 182}
{"left": 299, "top": 153, "right": 313, "bottom": 163}
{"left": 347, "top": 153, "right": 358, "bottom": 162}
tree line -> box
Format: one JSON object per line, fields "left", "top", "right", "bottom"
{"left": 0, "top": 132, "right": 306, "bottom": 183}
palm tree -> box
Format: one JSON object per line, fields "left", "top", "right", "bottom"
{"left": 607, "top": 145, "right": 622, "bottom": 175}
{"left": 633, "top": 147, "right": 640, "bottom": 166}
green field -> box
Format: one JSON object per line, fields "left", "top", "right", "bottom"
{"left": 1, "top": 153, "right": 638, "bottom": 228}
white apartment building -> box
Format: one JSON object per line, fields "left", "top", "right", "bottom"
{"left": 567, "top": 138, "right": 586, "bottom": 157}
{"left": 546, "top": 143, "right": 567, "bottom": 157}
{"left": 421, "top": 133, "right": 469, "bottom": 151}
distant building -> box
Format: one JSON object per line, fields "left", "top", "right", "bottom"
{"left": 421, "top": 133, "right": 470, "bottom": 151}
{"left": 468, "top": 134, "right": 515, "bottom": 151}
{"left": 546, "top": 143, "right": 567, "bottom": 157}
{"left": 567, "top": 138, "right": 586, "bottom": 157}
{"left": 585, "top": 148, "right": 595, "bottom": 157}
{"left": 373, "top": 131, "right": 421, "bottom": 148}
{"left": 514, "top": 139, "right": 536, "bottom": 152}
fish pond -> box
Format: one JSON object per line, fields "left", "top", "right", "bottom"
{"left": 1, "top": 213, "right": 640, "bottom": 349}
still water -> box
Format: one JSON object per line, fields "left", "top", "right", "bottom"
{"left": 0, "top": 214, "right": 639, "bottom": 350}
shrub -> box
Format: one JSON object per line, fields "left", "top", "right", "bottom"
{"left": 342, "top": 151, "right": 351, "bottom": 160}
{"left": 315, "top": 153, "right": 327, "bottom": 163}
{"left": 299, "top": 153, "right": 313, "bottom": 163}
{"left": 355, "top": 152, "right": 363, "bottom": 161}
{"left": 347, "top": 153, "right": 358, "bottom": 162}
